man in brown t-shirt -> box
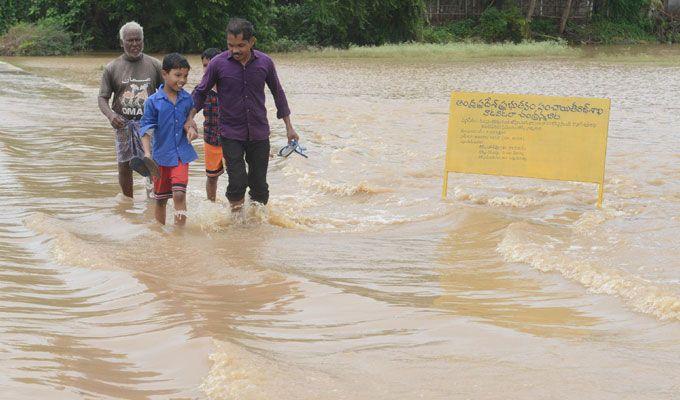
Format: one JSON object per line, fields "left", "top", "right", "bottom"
{"left": 98, "top": 21, "right": 162, "bottom": 198}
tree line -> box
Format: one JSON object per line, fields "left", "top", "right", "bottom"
{"left": 0, "top": 0, "right": 425, "bottom": 52}
{"left": 0, "top": 0, "right": 675, "bottom": 55}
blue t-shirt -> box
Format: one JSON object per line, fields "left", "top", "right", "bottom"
{"left": 140, "top": 85, "right": 198, "bottom": 167}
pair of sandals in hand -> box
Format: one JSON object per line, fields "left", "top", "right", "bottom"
{"left": 278, "top": 140, "right": 308, "bottom": 158}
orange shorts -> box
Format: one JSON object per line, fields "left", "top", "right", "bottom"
{"left": 153, "top": 162, "right": 189, "bottom": 200}
{"left": 204, "top": 142, "right": 225, "bottom": 177}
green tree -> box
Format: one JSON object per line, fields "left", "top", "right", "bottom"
{"left": 0, "top": 0, "right": 32, "bottom": 34}
{"left": 5, "top": 0, "right": 276, "bottom": 51}
{"left": 2, "top": 0, "right": 425, "bottom": 51}
{"left": 275, "top": 0, "right": 425, "bottom": 47}
{"left": 593, "top": 0, "right": 652, "bottom": 23}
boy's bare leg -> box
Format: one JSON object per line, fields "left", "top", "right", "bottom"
{"left": 173, "top": 191, "right": 187, "bottom": 226}
{"left": 206, "top": 177, "right": 218, "bottom": 201}
{"left": 117, "top": 162, "right": 134, "bottom": 198}
{"left": 155, "top": 199, "right": 168, "bottom": 224}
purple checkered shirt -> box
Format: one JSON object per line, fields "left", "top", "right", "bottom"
{"left": 202, "top": 90, "right": 220, "bottom": 146}
{"left": 192, "top": 50, "right": 290, "bottom": 142}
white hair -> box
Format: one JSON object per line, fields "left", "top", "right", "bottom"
{"left": 119, "top": 21, "right": 143, "bottom": 41}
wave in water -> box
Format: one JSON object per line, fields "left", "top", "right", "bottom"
{"left": 23, "top": 212, "right": 120, "bottom": 271}
{"left": 201, "top": 340, "right": 336, "bottom": 400}
{"left": 497, "top": 221, "right": 680, "bottom": 321}
{"left": 297, "top": 173, "right": 391, "bottom": 197}
{"left": 23, "top": 211, "right": 286, "bottom": 287}
{"left": 572, "top": 208, "right": 626, "bottom": 236}
{"left": 186, "top": 188, "right": 454, "bottom": 233}
{"left": 452, "top": 186, "right": 542, "bottom": 208}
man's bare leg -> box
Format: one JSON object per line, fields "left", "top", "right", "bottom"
{"left": 155, "top": 199, "right": 167, "bottom": 224}
{"left": 230, "top": 198, "right": 244, "bottom": 212}
{"left": 117, "top": 162, "right": 134, "bottom": 198}
{"left": 206, "top": 176, "right": 218, "bottom": 202}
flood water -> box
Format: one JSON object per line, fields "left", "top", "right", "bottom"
{"left": 0, "top": 51, "right": 678, "bottom": 399}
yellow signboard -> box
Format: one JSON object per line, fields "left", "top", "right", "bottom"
{"left": 443, "top": 91, "right": 611, "bottom": 207}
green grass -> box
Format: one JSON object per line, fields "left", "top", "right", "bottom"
{"left": 279, "top": 41, "right": 680, "bottom": 65}
{"left": 0, "top": 20, "right": 72, "bottom": 56}
{"left": 291, "top": 41, "right": 580, "bottom": 60}
{"left": 572, "top": 43, "right": 680, "bottom": 64}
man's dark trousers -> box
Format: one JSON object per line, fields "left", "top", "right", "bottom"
{"left": 221, "top": 138, "right": 270, "bottom": 204}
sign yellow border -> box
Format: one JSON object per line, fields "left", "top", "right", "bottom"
{"left": 442, "top": 91, "right": 611, "bottom": 207}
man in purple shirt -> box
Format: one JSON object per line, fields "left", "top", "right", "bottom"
{"left": 187, "top": 18, "right": 299, "bottom": 210}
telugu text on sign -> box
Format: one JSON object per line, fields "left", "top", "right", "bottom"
{"left": 443, "top": 91, "right": 611, "bottom": 207}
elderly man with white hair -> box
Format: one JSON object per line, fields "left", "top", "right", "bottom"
{"left": 98, "top": 21, "right": 162, "bottom": 198}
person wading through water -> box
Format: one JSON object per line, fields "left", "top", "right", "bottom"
{"left": 187, "top": 18, "right": 299, "bottom": 211}
{"left": 98, "top": 21, "right": 162, "bottom": 198}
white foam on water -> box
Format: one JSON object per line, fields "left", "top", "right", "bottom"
{"left": 297, "top": 172, "right": 391, "bottom": 197}
{"left": 452, "top": 186, "right": 543, "bottom": 208}
{"left": 572, "top": 207, "right": 626, "bottom": 236}
{"left": 23, "top": 212, "right": 120, "bottom": 271}
{"left": 497, "top": 222, "right": 680, "bottom": 321}
{"left": 487, "top": 194, "right": 540, "bottom": 208}
{"left": 23, "top": 211, "right": 288, "bottom": 287}
{"left": 201, "top": 340, "right": 337, "bottom": 400}
{"left": 181, "top": 182, "right": 452, "bottom": 233}
{"left": 188, "top": 197, "right": 236, "bottom": 232}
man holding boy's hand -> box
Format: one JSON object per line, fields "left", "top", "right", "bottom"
{"left": 187, "top": 18, "right": 298, "bottom": 211}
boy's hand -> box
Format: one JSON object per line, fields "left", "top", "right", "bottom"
{"left": 183, "top": 119, "right": 197, "bottom": 136}
{"left": 186, "top": 126, "right": 199, "bottom": 142}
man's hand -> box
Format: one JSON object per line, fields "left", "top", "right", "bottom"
{"left": 109, "top": 114, "right": 126, "bottom": 129}
{"left": 286, "top": 126, "right": 299, "bottom": 143}
{"left": 282, "top": 116, "right": 299, "bottom": 143}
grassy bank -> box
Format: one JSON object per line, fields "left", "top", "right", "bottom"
{"left": 283, "top": 41, "right": 680, "bottom": 65}
{"left": 5, "top": 42, "right": 680, "bottom": 69}
{"left": 0, "top": 20, "right": 72, "bottom": 56}
{"left": 294, "top": 41, "right": 579, "bottom": 60}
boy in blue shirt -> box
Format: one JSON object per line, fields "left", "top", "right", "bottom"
{"left": 140, "top": 53, "right": 198, "bottom": 225}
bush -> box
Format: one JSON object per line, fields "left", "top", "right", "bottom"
{"left": 0, "top": 0, "right": 32, "bottom": 35}
{"left": 450, "top": 19, "right": 476, "bottom": 39}
{"left": 421, "top": 25, "right": 456, "bottom": 43}
{"left": 567, "top": 18, "right": 656, "bottom": 44}
{"left": 529, "top": 17, "right": 559, "bottom": 40}
{"left": 271, "top": 0, "right": 424, "bottom": 48}
{"left": 421, "top": 19, "right": 476, "bottom": 44}
{"left": 478, "top": 7, "right": 506, "bottom": 42}
{"left": 273, "top": 4, "right": 315, "bottom": 45}
{"left": 0, "top": 19, "right": 73, "bottom": 55}
{"left": 605, "top": 0, "right": 651, "bottom": 23}
{"left": 260, "top": 37, "right": 311, "bottom": 53}
{"left": 478, "top": 6, "right": 524, "bottom": 43}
